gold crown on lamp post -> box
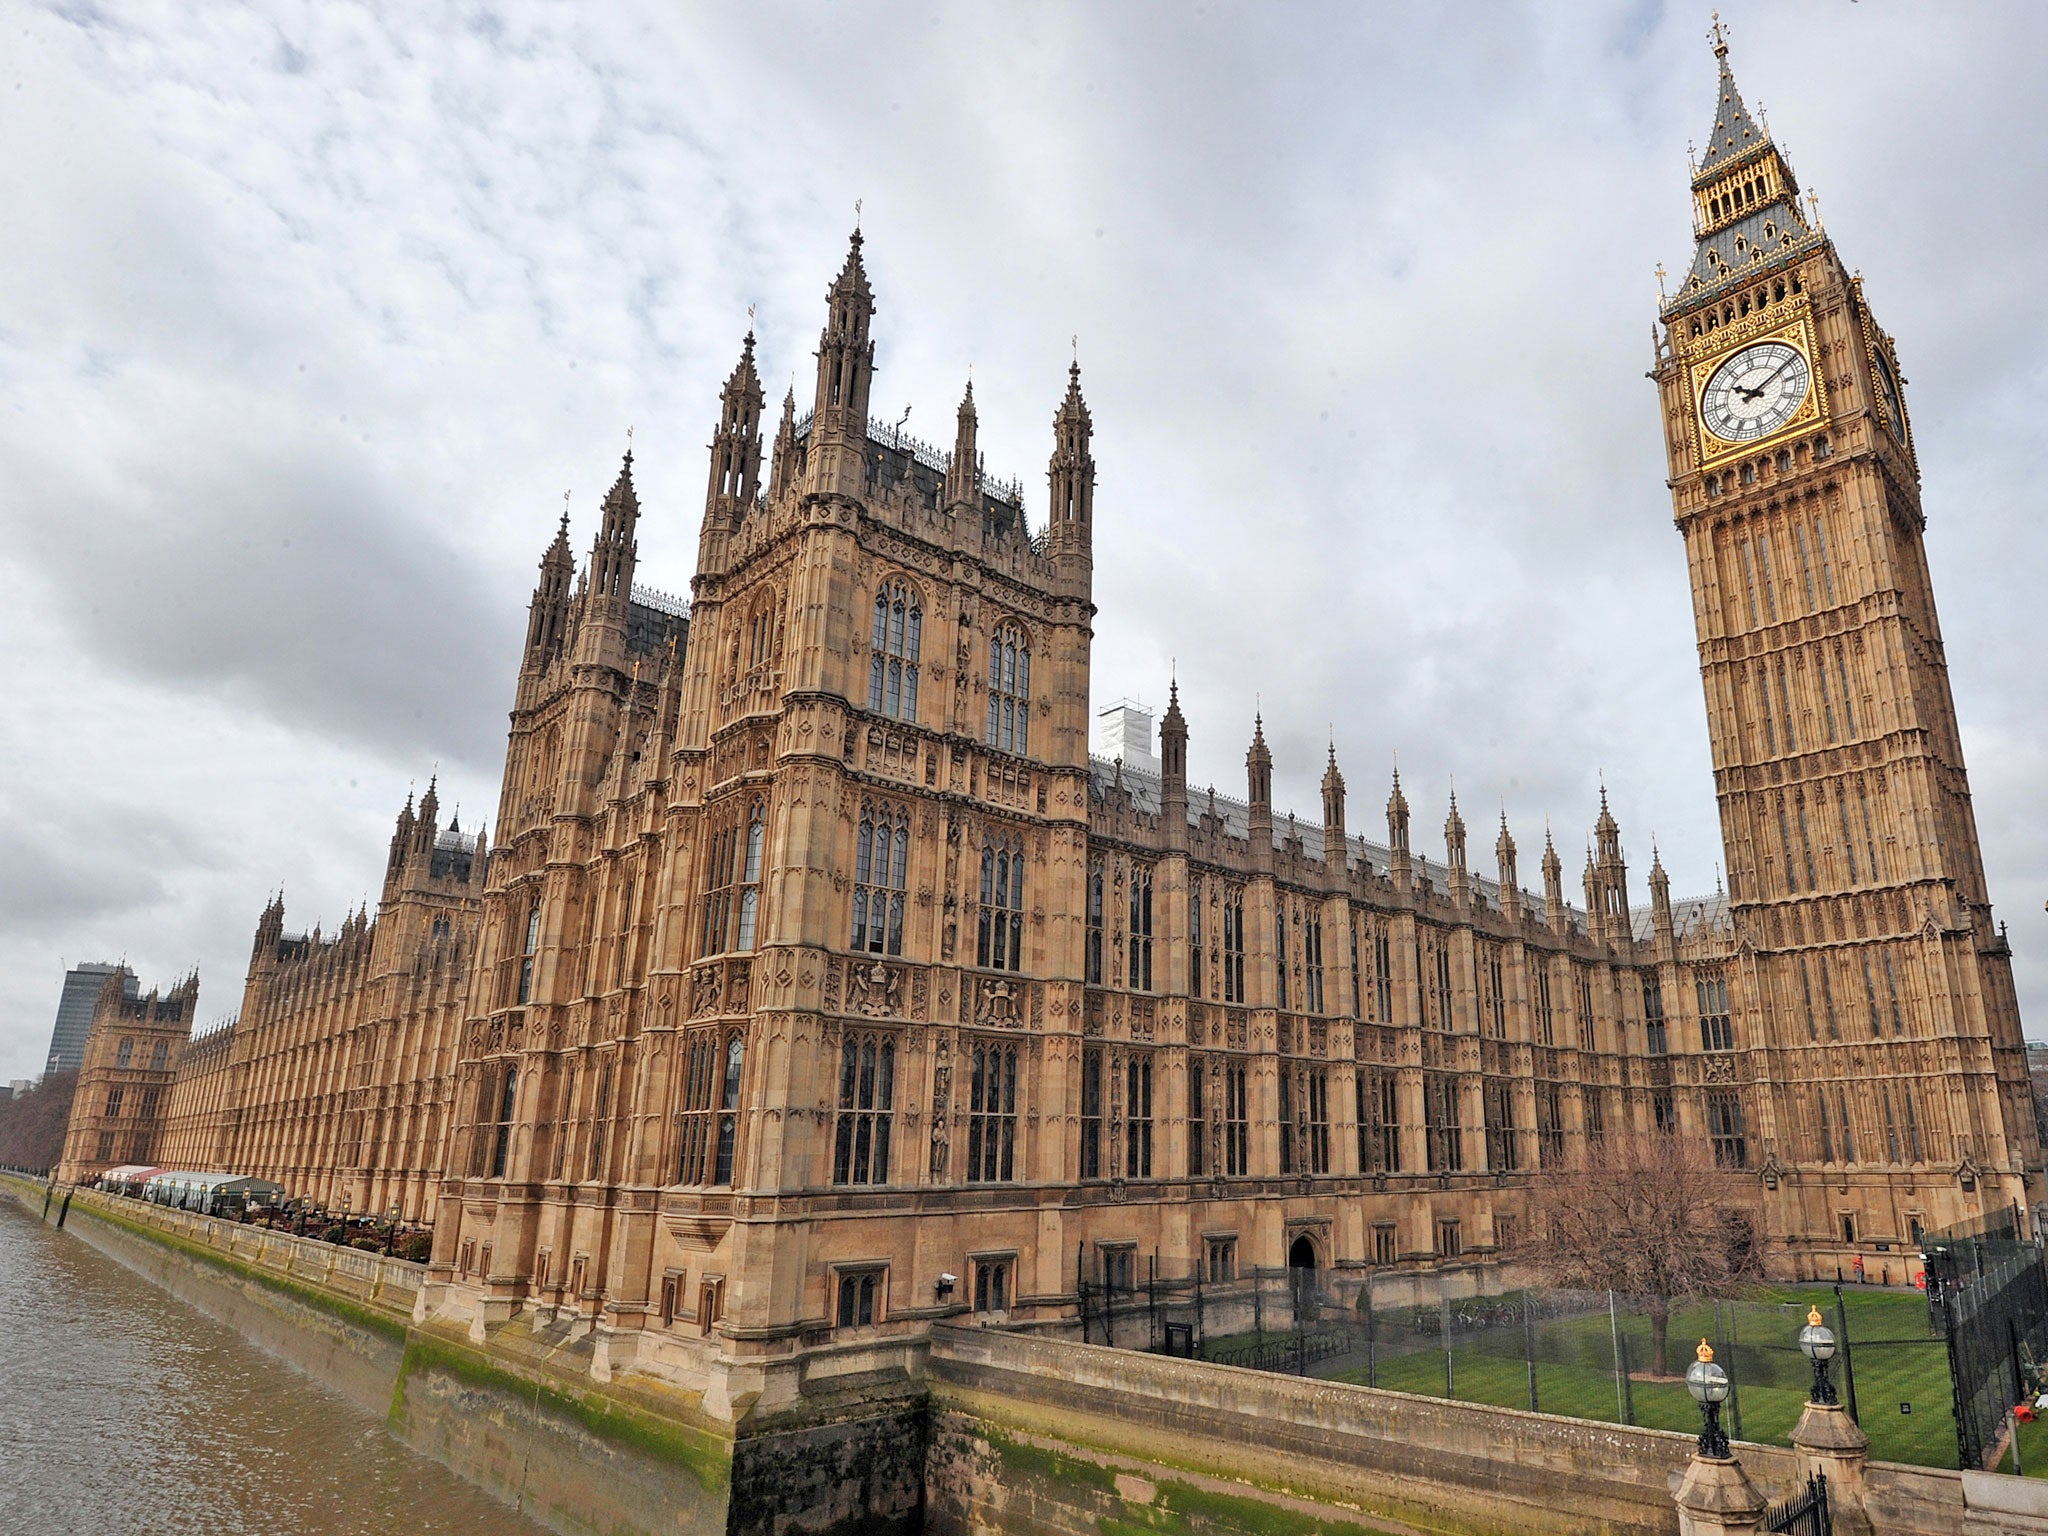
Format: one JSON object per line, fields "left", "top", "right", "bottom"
{"left": 1809, "top": 1305, "right": 1825, "bottom": 1327}
{"left": 1697, "top": 1339, "right": 1716, "bottom": 1363}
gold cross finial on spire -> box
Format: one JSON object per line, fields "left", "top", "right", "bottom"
{"left": 1806, "top": 188, "right": 1823, "bottom": 231}
{"left": 1709, "top": 10, "right": 1729, "bottom": 56}
{"left": 1655, "top": 263, "right": 1668, "bottom": 300}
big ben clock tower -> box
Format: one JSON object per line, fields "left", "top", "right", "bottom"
{"left": 1652, "top": 26, "right": 2039, "bottom": 1265}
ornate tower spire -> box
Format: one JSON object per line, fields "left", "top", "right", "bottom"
{"left": 524, "top": 505, "right": 575, "bottom": 670}
{"left": 705, "top": 330, "right": 765, "bottom": 528}
{"left": 767, "top": 385, "right": 799, "bottom": 502}
{"left": 1160, "top": 679, "right": 1189, "bottom": 852}
{"left": 1445, "top": 787, "right": 1470, "bottom": 908}
{"left": 1386, "top": 766, "right": 1412, "bottom": 892}
{"left": 386, "top": 788, "right": 417, "bottom": 894}
{"left": 1675, "top": 31, "right": 1814, "bottom": 310}
{"left": 1321, "top": 738, "right": 1346, "bottom": 862}
{"left": 589, "top": 450, "right": 639, "bottom": 605}
{"left": 1245, "top": 713, "right": 1273, "bottom": 874}
{"left": 1045, "top": 361, "right": 1095, "bottom": 568}
{"left": 414, "top": 775, "right": 441, "bottom": 865}
{"left": 1592, "top": 785, "right": 1630, "bottom": 944}
{"left": 1541, "top": 826, "right": 1565, "bottom": 936}
{"left": 1496, "top": 811, "right": 1521, "bottom": 921}
{"left": 945, "top": 378, "right": 980, "bottom": 511}
{"left": 813, "top": 228, "right": 875, "bottom": 436}
{"left": 1245, "top": 713, "right": 1272, "bottom": 805}
{"left": 1649, "top": 842, "right": 1674, "bottom": 946}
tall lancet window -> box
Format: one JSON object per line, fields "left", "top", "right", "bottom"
{"left": 977, "top": 839, "right": 1026, "bottom": 971}
{"left": 517, "top": 903, "right": 541, "bottom": 1005}
{"left": 868, "top": 580, "right": 921, "bottom": 721}
{"left": 852, "top": 801, "right": 909, "bottom": 956}
{"left": 702, "top": 799, "right": 767, "bottom": 955}
{"left": 986, "top": 624, "right": 1031, "bottom": 755}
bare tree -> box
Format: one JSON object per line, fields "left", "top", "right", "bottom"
{"left": 1513, "top": 1130, "right": 1765, "bottom": 1377}
{"left": 0, "top": 1071, "right": 77, "bottom": 1173}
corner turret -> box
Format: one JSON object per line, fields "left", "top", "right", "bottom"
{"left": 1387, "top": 767, "right": 1412, "bottom": 892}
{"left": 1045, "top": 362, "right": 1095, "bottom": 575}
{"left": 1160, "top": 680, "right": 1189, "bottom": 853}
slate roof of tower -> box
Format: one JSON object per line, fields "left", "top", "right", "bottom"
{"left": 1697, "top": 54, "right": 1766, "bottom": 174}
{"left": 1683, "top": 203, "right": 1822, "bottom": 293}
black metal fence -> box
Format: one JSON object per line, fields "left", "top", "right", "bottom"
{"left": 1764, "top": 1471, "right": 1831, "bottom": 1535}
{"left": 1922, "top": 1210, "right": 2048, "bottom": 1470}
{"left": 1072, "top": 1245, "right": 1968, "bottom": 1467}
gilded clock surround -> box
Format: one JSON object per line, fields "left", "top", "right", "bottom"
{"left": 1862, "top": 315, "right": 1913, "bottom": 460}
{"left": 1685, "top": 306, "right": 1828, "bottom": 468}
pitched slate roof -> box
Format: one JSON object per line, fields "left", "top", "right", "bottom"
{"left": 1697, "top": 52, "right": 1766, "bottom": 175}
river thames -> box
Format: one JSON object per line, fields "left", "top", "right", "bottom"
{"left": 0, "top": 1199, "right": 547, "bottom": 1535}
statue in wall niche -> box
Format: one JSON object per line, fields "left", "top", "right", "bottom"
{"left": 930, "top": 1058, "right": 952, "bottom": 1179}
{"left": 692, "top": 966, "right": 722, "bottom": 1017}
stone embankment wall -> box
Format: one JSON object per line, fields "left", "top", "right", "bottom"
{"left": 9, "top": 1176, "right": 2035, "bottom": 1536}
{"left": 924, "top": 1324, "right": 1971, "bottom": 1536}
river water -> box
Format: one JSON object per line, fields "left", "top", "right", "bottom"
{"left": 0, "top": 1198, "right": 549, "bottom": 1536}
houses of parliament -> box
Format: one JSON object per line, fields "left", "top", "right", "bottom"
{"left": 55, "top": 40, "right": 2038, "bottom": 1415}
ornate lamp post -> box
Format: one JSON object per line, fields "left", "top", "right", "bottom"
{"left": 1686, "top": 1338, "right": 1733, "bottom": 1459}
{"left": 1798, "top": 1305, "right": 1838, "bottom": 1406}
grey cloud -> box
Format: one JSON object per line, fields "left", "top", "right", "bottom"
{"left": 0, "top": 0, "right": 2043, "bottom": 1079}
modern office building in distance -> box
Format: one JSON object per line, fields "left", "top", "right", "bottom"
{"left": 46, "top": 963, "right": 136, "bottom": 1075}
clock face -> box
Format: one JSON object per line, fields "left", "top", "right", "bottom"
{"left": 1700, "top": 340, "right": 1813, "bottom": 443}
{"left": 1873, "top": 351, "right": 1905, "bottom": 435}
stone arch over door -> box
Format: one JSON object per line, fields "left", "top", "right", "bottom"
{"left": 1287, "top": 1229, "right": 1322, "bottom": 1320}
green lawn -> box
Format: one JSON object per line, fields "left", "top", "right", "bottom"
{"left": 1300, "top": 1286, "right": 1965, "bottom": 1470}
{"left": 1996, "top": 1412, "right": 2048, "bottom": 1477}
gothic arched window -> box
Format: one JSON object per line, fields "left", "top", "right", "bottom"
{"left": 701, "top": 798, "right": 766, "bottom": 955}
{"left": 832, "top": 1032, "right": 896, "bottom": 1185}
{"left": 986, "top": 624, "right": 1031, "bottom": 755}
{"left": 977, "top": 839, "right": 1025, "bottom": 971}
{"left": 746, "top": 590, "right": 784, "bottom": 670}
{"left": 853, "top": 801, "right": 909, "bottom": 955}
{"left": 868, "top": 579, "right": 921, "bottom": 721}
{"left": 517, "top": 902, "right": 541, "bottom": 1004}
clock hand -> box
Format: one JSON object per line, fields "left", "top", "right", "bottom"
{"left": 1756, "top": 356, "right": 1798, "bottom": 393}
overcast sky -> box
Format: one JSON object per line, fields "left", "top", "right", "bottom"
{"left": 3, "top": 1, "right": 2043, "bottom": 1079}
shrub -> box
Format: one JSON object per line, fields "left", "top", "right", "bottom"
{"left": 350, "top": 1237, "right": 383, "bottom": 1252}
{"left": 399, "top": 1233, "right": 433, "bottom": 1264}
{"left": 321, "top": 1224, "right": 348, "bottom": 1245}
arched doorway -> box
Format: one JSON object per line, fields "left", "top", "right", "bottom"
{"left": 1288, "top": 1233, "right": 1318, "bottom": 1320}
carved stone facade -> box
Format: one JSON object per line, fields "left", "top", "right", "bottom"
{"left": 147, "top": 784, "right": 486, "bottom": 1220}
{"left": 55, "top": 971, "right": 199, "bottom": 1183}
{"left": 72, "top": 42, "right": 2036, "bottom": 1423}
